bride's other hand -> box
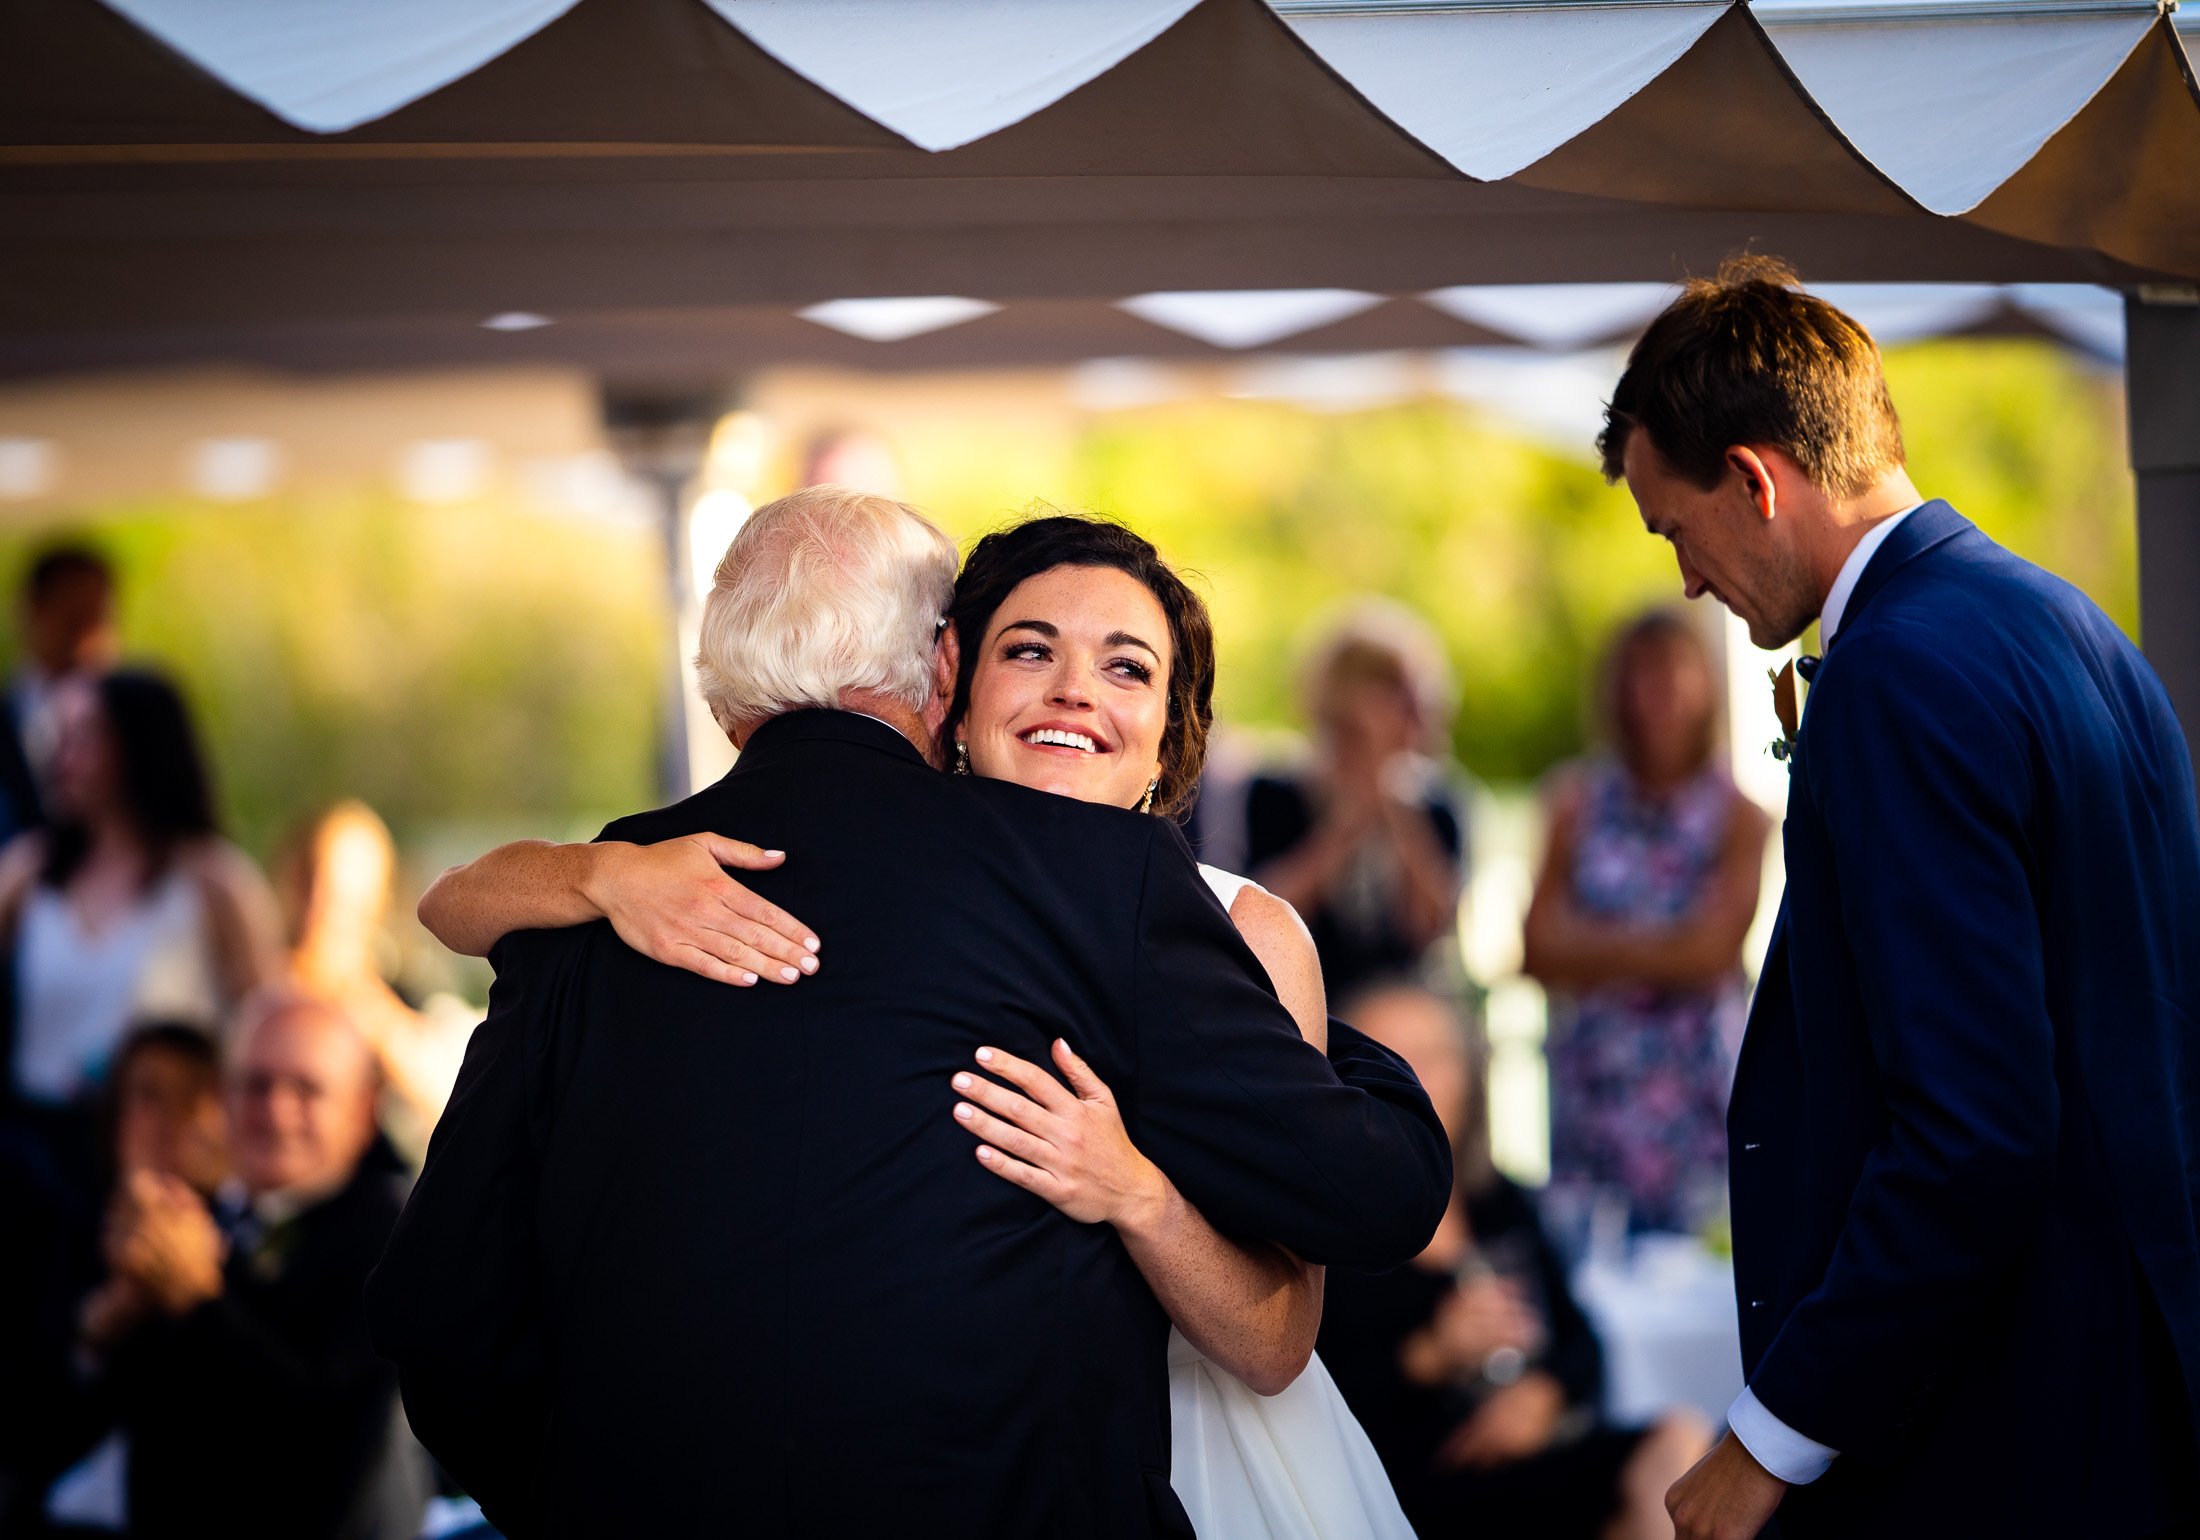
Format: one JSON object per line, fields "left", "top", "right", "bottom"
{"left": 954, "top": 1041, "right": 1168, "bottom": 1232}
{"left": 589, "top": 835, "right": 820, "bottom": 987}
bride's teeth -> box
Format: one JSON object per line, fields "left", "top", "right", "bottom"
{"left": 1026, "top": 728, "right": 1097, "bottom": 752}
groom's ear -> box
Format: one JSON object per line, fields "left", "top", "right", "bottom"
{"left": 1727, "top": 445, "right": 1778, "bottom": 522}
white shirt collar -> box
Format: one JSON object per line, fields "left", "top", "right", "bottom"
{"left": 1821, "top": 502, "right": 1924, "bottom": 646}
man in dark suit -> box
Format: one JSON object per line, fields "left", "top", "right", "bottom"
{"left": 83, "top": 991, "right": 428, "bottom": 1539}
{"left": 1602, "top": 257, "right": 2200, "bottom": 1540}
{"left": 0, "top": 543, "right": 117, "bottom": 844}
{"left": 367, "top": 486, "right": 1452, "bottom": 1539}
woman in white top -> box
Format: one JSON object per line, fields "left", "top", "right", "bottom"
{"left": 2, "top": 669, "right": 280, "bottom": 1113}
{"left": 423, "top": 514, "right": 1417, "bottom": 1540}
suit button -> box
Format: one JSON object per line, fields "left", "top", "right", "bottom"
{"left": 1740, "top": 1141, "right": 1762, "bottom": 1153}
{"left": 1749, "top": 1300, "right": 1765, "bottom": 1309}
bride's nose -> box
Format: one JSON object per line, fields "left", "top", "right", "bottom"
{"left": 1047, "top": 662, "right": 1094, "bottom": 709}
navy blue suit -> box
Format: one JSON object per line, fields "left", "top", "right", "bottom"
{"left": 1731, "top": 502, "right": 2200, "bottom": 1537}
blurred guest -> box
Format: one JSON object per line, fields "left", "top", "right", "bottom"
{"left": 6, "top": 1024, "right": 233, "bottom": 1533}
{"left": 77, "top": 989, "right": 427, "bottom": 1540}
{"left": 1523, "top": 611, "right": 1769, "bottom": 1236}
{"left": 0, "top": 544, "right": 119, "bottom": 845}
{"left": 1, "top": 669, "right": 280, "bottom": 1145}
{"left": 106, "top": 1022, "right": 230, "bottom": 1201}
{"left": 277, "top": 801, "right": 466, "bottom": 1163}
{"left": 1317, "top": 982, "right": 1710, "bottom": 1540}
{"left": 1248, "top": 601, "right": 1467, "bottom": 998}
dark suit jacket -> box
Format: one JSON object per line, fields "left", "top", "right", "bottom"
{"left": 108, "top": 1163, "right": 429, "bottom": 1540}
{"left": 1732, "top": 502, "right": 2200, "bottom": 1537}
{"left": 367, "top": 710, "right": 1451, "bottom": 1540}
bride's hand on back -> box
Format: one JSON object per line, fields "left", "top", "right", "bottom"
{"left": 591, "top": 835, "right": 821, "bottom": 987}
{"left": 953, "top": 1041, "right": 1169, "bottom": 1232}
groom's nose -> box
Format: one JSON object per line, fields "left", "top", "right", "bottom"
{"left": 1675, "top": 547, "right": 1710, "bottom": 601}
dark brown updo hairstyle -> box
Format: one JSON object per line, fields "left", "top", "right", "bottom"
{"left": 943, "top": 515, "right": 1216, "bottom": 820}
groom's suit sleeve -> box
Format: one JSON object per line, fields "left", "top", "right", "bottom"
{"left": 1121, "top": 821, "right": 1451, "bottom": 1271}
{"left": 365, "top": 927, "right": 575, "bottom": 1539}
{"left": 1747, "top": 626, "right": 2056, "bottom": 1461}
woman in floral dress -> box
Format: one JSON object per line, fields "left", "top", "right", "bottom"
{"left": 1523, "top": 610, "right": 1771, "bottom": 1235}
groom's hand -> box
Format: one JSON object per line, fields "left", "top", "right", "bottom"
{"left": 1667, "top": 1432, "right": 1785, "bottom": 1540}
{"left": 589, "top": 835, "right": 820, "bottom": 987}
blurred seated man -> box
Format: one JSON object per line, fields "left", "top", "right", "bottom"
{"left": 1316, "top": 982, "right": 1710, "bottom": 1540}
{"left": 76, "top": 990, "right": 427, "bottom": 1540}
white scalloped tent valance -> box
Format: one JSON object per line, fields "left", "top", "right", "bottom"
{"left": 0, "top": 0, "right": 2187, "bottom": 381}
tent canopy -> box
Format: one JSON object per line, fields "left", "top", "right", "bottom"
{"left": 4, "top": 0, "right": 2197, "bottom": 382}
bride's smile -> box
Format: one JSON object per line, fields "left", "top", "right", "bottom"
{"left": 960, "top": 563, "right": 1170, "bottom": 812}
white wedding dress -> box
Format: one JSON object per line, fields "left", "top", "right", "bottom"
{"left": 1166, "top": 866, "right": 1417, "bottom": 1540}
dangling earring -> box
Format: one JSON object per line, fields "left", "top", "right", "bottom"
{"left": 953, "top": 741, "right": 971, "bottom": 776}
{"left": 1139, "top": 779, "right": 1159, "bottom": 815}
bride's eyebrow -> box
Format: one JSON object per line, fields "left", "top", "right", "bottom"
{"left": 1106, "top": 631, "right": 1160, "bottom": 659}
{"left": 999, "top": 619, "right": 1056, "bottom": 640}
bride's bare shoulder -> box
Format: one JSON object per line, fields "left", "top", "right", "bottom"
{"left": 1223, "top": 883, "right": 1327, "bottom": 1051}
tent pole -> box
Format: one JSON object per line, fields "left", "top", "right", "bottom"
{"left": 601, "top": 388, "right": 721, "bottom": 807}
{"left": 2126, "top": 291, "right": 2200, "bottom": 803}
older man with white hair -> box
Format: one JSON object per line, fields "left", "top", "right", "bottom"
{"left": 370, "top": 484, "right": 1451, "bottom": 1539}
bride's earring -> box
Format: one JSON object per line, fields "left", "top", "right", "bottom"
{"left": 953, "top": 741, "right": 971, "bottom": 776}
{"left": 1139, "top": 778, "right": 1159, "bottom": 815}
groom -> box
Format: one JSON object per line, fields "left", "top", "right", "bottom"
{"left": 365, "top": 486, "right": 1452, "bottom": 1538}
{"left": 1604, "top": 259, "right": 2200, "bottom": 1540}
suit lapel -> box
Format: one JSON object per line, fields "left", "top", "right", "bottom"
{"left": 1827, "top": 500, "right": 1972, "bottom": 649}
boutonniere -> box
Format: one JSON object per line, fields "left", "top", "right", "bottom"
{"left": 1768, "top": 659, "right": 1801, "bottom": 765}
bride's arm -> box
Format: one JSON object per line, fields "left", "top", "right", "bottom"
{"left": 955, "top": 895, "right": 1329, "bottom": 1397}
{"left": 418, "top": 836, "right": 820, "bottom": 987}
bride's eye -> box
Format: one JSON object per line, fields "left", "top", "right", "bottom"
{"left": 1003, "top": 642, "right": 1049, "bottom": 663}
{"left": 1109, "top": 658, "right": 1155, "bottom": 684}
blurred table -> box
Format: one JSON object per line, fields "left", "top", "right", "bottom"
{"left": 1572, "top": 1235, "right": 1743, "bottom": 1427}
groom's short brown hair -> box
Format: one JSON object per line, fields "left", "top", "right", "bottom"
{"left": 1598, "top": 255, "right": 1905, "bottom": 497}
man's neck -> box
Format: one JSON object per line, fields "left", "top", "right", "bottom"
{"left": 837, "top": 690, "right": 936, "bottom": 761}
{"left": 1810, "top": 469, "right": 1924, "bottom": 609}
{"left": 728, "top": 696, "right": 936, "bottom": 761}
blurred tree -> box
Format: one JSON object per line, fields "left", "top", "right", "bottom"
{"left": 0, "top": 492, "right": 664, "bottom": 863}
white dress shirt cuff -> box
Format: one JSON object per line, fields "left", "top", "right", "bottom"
{"left": 1727, "top": 1386, "right": 1838, "bottom": 1485}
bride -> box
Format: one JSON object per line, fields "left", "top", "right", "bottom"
{"left": 420, "top": 512, "right": 1417, "bottom": 1540}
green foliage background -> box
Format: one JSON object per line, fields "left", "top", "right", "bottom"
{"left": 0, "top": 340, "right": 2134, "bottom": 880}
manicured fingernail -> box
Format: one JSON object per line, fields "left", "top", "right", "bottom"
{"left": 976, "top": 1146, "right": 996, "bottom": 1162}
{"left": 765, "top": 850, "right": 785, "bottom": 859}
{"left": 955, "top": 1103, "right": 975, "bottom": 1121}
{"left": 803, "top": 936, "right": 820, "bottom": 952}
{"left": 799, "top": 956, "right": 818, "bottom": 975}
{"left": 975, "top": 1047, "right": 994, "bottom": 1063}
{"left": 952, "top": 1074, "right": 973, "bottom": 1091}
{"left": 739, "top": 971, "right": 758, "bottom": 985}
{"left": 780, "top": 966, "right": 799, "bottom": 983}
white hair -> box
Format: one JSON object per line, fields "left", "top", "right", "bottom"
{"left": 695, "top": 484, "right": 960, "bottom": 732}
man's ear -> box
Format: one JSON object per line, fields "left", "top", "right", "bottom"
{"left": 934, "top": 624, "right": 960, "bottom": 703}
{"left": 922, "top": 624, "right": 960, "bottom": 737}
{"left": 1727, "top": 446, "right": 1778, "bottom": 522}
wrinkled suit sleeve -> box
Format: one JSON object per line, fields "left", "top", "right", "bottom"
{"left": 365, "top": 927, "right": 575, "bottom": 1538}
{"left": 1125, "top": 822, "right": 1451, "bottom": 1269}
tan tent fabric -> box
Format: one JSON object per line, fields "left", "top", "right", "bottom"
{"left": 0, "top": 0, "right": 2193, "bottom": 381}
